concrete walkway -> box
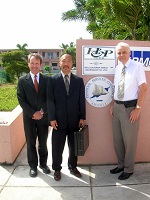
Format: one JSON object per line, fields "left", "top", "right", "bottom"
{"left": 1, "top": 130, "right": 150, "bottom": 200}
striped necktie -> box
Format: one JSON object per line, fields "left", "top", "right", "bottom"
{"left": 117, "top": 65, "right": 126, "bottom": 100}
{"left": 34, "top": 75, "right": 38, "bottom": 93}
{"left": 64, "top": 74, "right": 69, "bottom": 95}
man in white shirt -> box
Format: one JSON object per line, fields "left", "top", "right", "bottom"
{"left": 109, "top": 42, "right": 147, "bottom": 180}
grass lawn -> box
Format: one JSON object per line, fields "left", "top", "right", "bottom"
{"left": 0, "top": 84, "right": 19, "bottom": 111}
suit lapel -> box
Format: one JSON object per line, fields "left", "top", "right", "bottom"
{"left": 69, "top": 73, "right": 75, "bottom": 95}
{"left": 38, "top": 73, "right": 44, "bottom": 92}
{"left": 56, "top": 73, "right": 75, "bottom": 95}
{"left": 26, "top": 73, "right": 35, "bottom": 91}
{"left": 57, "top": 73, "right": 67, "bottom": 94}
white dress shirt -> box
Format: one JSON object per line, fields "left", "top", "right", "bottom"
{"left": 30, "top": 72, "right": 40, "bottom": 84}
{"left": 114, "top": 59, "right": 146, "bottom": 101}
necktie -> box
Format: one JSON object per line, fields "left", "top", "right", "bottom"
{"left": 64, "top": 74, "right": 69, "bottom": 95}
{"left": 117, "top": 65, "right": 126, "bottom": 100}
{"left": 34, "top": 75, "right": 38, "bottom": 93}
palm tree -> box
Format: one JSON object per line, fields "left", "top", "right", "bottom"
{"left": 16, "top": 43, "right": 30, "bottom": 59}
{"left": 62, "top": 0, "right": 88, "bottom": 21}
{"left": 141, "top": 0, "right": 150, "bottom": 40}
{"left": 16, "top": 43, "right": 28, "bottom": 50}
{"left": 110, "top": 0, "right": 143, "bottom": 40}
{"left": 61, "top": 0, "right": 149, "bottom": 40}
{"left": 59, "top": 43, "right": 69, "bottom": 51}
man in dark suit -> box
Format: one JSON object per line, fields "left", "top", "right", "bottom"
{"left": 17, "top": 53, "right": 51, "bottom": 177}
{"left": 47, "top": 54, "right": 86, "bottom": 181}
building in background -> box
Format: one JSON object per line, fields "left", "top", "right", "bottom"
{"left": 0, "top": 48, "right": 63, "bottom": 73}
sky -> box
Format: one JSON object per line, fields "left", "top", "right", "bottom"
{"left": 0, "top": 0, "right": 92, "bottom": 49}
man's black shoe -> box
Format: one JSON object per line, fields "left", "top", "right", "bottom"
{"left": 70, "top": 168, "right": 82, "bottom": 178}
{"left": 39, "top": 165, "right": 51, "bottom": 174}
{"left": 29, "top": 169, "right": 37, "bottom": 177}
{"left": 110, "top": 167, "right": 124, "bottom": 174}
{"left": 54, "top": 171, "right": 61, "bottom": 181}
{"left": 118, "top": 172, "right": 133, "bottom": 180}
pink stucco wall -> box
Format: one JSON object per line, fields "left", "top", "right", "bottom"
{"left": 76, "top": 39, "right": 150, "bottom": 165}
{"left": 0, "top": 106, "right": 26, "bottom": 164}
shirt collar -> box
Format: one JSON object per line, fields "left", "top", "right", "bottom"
{"left": 30, "top": 72, "right": 40, "bottom": 83}
{"left": 61, "top": 71, "right": 71, "bottom": 79}
{"left": 124, "top": 58, "right": 131, "bottom": 68}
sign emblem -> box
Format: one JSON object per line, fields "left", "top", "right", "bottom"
{"left": 85, "top": 77, "right": 114, "bottom": 107}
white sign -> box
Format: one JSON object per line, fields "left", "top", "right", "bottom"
{"left": 85, "top": 77, "right": 114, "bottom": 108}
{"left": 82, "top": 46, "right": 116, "bottom": 75}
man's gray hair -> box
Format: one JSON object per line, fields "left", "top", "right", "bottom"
{"left": 116, "top": 42, "right": 130, "bottom": 52}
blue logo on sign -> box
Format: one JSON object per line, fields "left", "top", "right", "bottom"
{"left": 130, "top": 51, "right": 150, "bottom": 67}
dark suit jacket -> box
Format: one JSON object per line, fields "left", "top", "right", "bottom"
{"left": 17, "top": 73, "right": 48, "bottom": 125}
{"left": 47, "top": 72, "right": 86, "bottom": 130}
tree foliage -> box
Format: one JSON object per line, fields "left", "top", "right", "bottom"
{"left": 62, "top": 0, "right": 150, "bottom": 40}
{"left": 0, "top": 44, "right": 30, "bottom": 80}
{"left": 44, "top": 65, "right": 51, "bottom": 73}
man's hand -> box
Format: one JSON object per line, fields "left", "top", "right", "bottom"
{"left": 32, "top": 111, "right": 43, "bottom": 120}
{"left": 79, "top": 119, "right": 85, "bottom": 128}
{"left": 130, "top": 108, "right": 141, "bottom": 123}
{"left": 50, "top": 120, "right": 58, "bottom": 130}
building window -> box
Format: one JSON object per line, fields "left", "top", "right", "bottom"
{"left": 56, "top": 52, "right": 60, "bottom": 58}
{"left": 45, "top": 62, "right": 49, "bottom": 66}
{"left": 47, "top": 52, "right": 53, "bottom": 59}
{"left": 52, "top": 63, "right": 57, "bottom": 67}
{"left": 42, "top": 52, "right": 46, "bottom": 58}
{"left": 52, "top": 62, "right": 59, "bottom": 70}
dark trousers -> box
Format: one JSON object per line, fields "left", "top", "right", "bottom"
{"left": 52, "top": 128, "right": 77, "bottom": 171}
{"left": 24, "top": 118, "right": 49, "bottom": 169}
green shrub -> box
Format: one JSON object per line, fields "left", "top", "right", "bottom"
{"left": 0, "top": 71, "right": 7, "bottom": 84}
{"left": 0, "top": 70, "right": 14, "bottom": 84}
{"left": 0, "top": 84, "right": 18, "bottom": 111}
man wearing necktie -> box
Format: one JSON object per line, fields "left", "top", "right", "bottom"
{"left": 17, "top": 53, "right": 51, "bottom": 177}
{"left": 109, "top": 42, "right": 147, "bottom": 180}
{"left": 47, "top": 54, "right": 86, "bottom": 181}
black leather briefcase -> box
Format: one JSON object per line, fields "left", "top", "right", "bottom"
{"left": 74, "top": 125, "right": 89, "bottom": 156}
